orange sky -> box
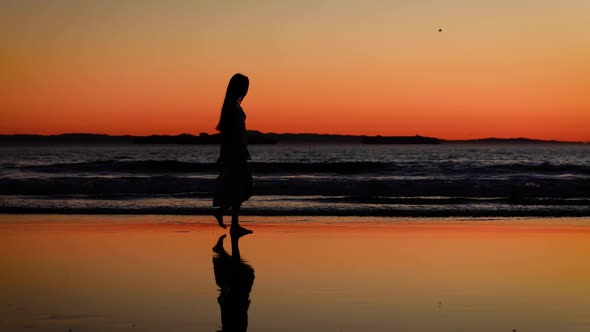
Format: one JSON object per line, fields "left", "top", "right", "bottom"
{"left": 1, "top": 1, "right": 589, "bottom": 140}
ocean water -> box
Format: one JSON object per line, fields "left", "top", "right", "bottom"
{"left": 0, "top": 143, "right": 589, "bottom": 216}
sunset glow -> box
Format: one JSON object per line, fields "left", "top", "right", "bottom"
{"left": 1, "top": 1, "right": 589, "bottom": 140}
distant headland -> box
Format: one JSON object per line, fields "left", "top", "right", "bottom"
{"left": 0, "top": 132, "right": 587, "bottom": 145}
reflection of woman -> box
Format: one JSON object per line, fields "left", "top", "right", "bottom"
{"left": 213, "top": 73, "right": 253, "bottom": 235}
{"left": 212, "top": 234, "right": 255, "bottom": 332}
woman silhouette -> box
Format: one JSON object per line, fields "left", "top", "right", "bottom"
{"left": 213, "top": 73, "right": 253, "bottom": 235}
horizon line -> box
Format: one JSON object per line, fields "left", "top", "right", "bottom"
{"left": 1, "top": 132, "right": 588, "bottom": 143}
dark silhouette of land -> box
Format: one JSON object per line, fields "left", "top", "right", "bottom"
{"left": 363, "top": 135, "right": 441, "bottom": 144}
{"left": 0, "top": 132, "right": 587, "bottom": 145}
{"left": 0, "top": 133, "right": 276, "bottom": 145}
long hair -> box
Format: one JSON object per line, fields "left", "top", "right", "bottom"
{"left": 216, "top": 73, "right": 249, "bottom": 132}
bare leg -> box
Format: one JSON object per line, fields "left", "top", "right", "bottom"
{"left": 214, "top": 207, "right": 226, "bottom": 229}
{"left": 230, "top": 232, "right": 241, "bottom": 259}
{"left": 230, "top": 202, "right": 252, "bottom": 235}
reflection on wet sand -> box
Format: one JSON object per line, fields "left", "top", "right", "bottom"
{"left": 3, "top": 216, "right": 590, "bottom": 332}
{"left": 212, "top": 234, "right": 255, "bottom": 332}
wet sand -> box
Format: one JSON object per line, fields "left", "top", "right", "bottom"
{"left": 1, "top": 215, "right": 590, "bottom": 332}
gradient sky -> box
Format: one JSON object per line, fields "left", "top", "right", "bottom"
{"left": 1, "top": 0, "right": 589, "bottom": 140}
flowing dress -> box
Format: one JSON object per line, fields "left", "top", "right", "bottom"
{"left": 212, "top": 102, "right": 253, "bottom": 208}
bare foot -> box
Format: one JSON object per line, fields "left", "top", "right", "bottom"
{"left": 212, "top": 234, "right": 226, "bottom": 252}
{"left": 214, "top": 210, "right": 226, "bottom": 229}
{"left": 230, "top": 225, "right": 253, "bottom": 236}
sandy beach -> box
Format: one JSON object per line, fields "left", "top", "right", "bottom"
{"left": 1, "top": 215, "right": 590, "bottom": 332}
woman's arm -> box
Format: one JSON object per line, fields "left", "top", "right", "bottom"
{"left": 220, "top": 105, "right": 250, "bottom": 163}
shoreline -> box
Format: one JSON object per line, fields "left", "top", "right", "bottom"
{"left": 1, "top": 206, "right": 589, "bottom": 217}
{"left": 2, "top": 214, "right": 590, "bottom": 226}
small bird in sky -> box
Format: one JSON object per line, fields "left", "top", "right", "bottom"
{"left": 438, "top": 28, "right": 442, "bottom": 32}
